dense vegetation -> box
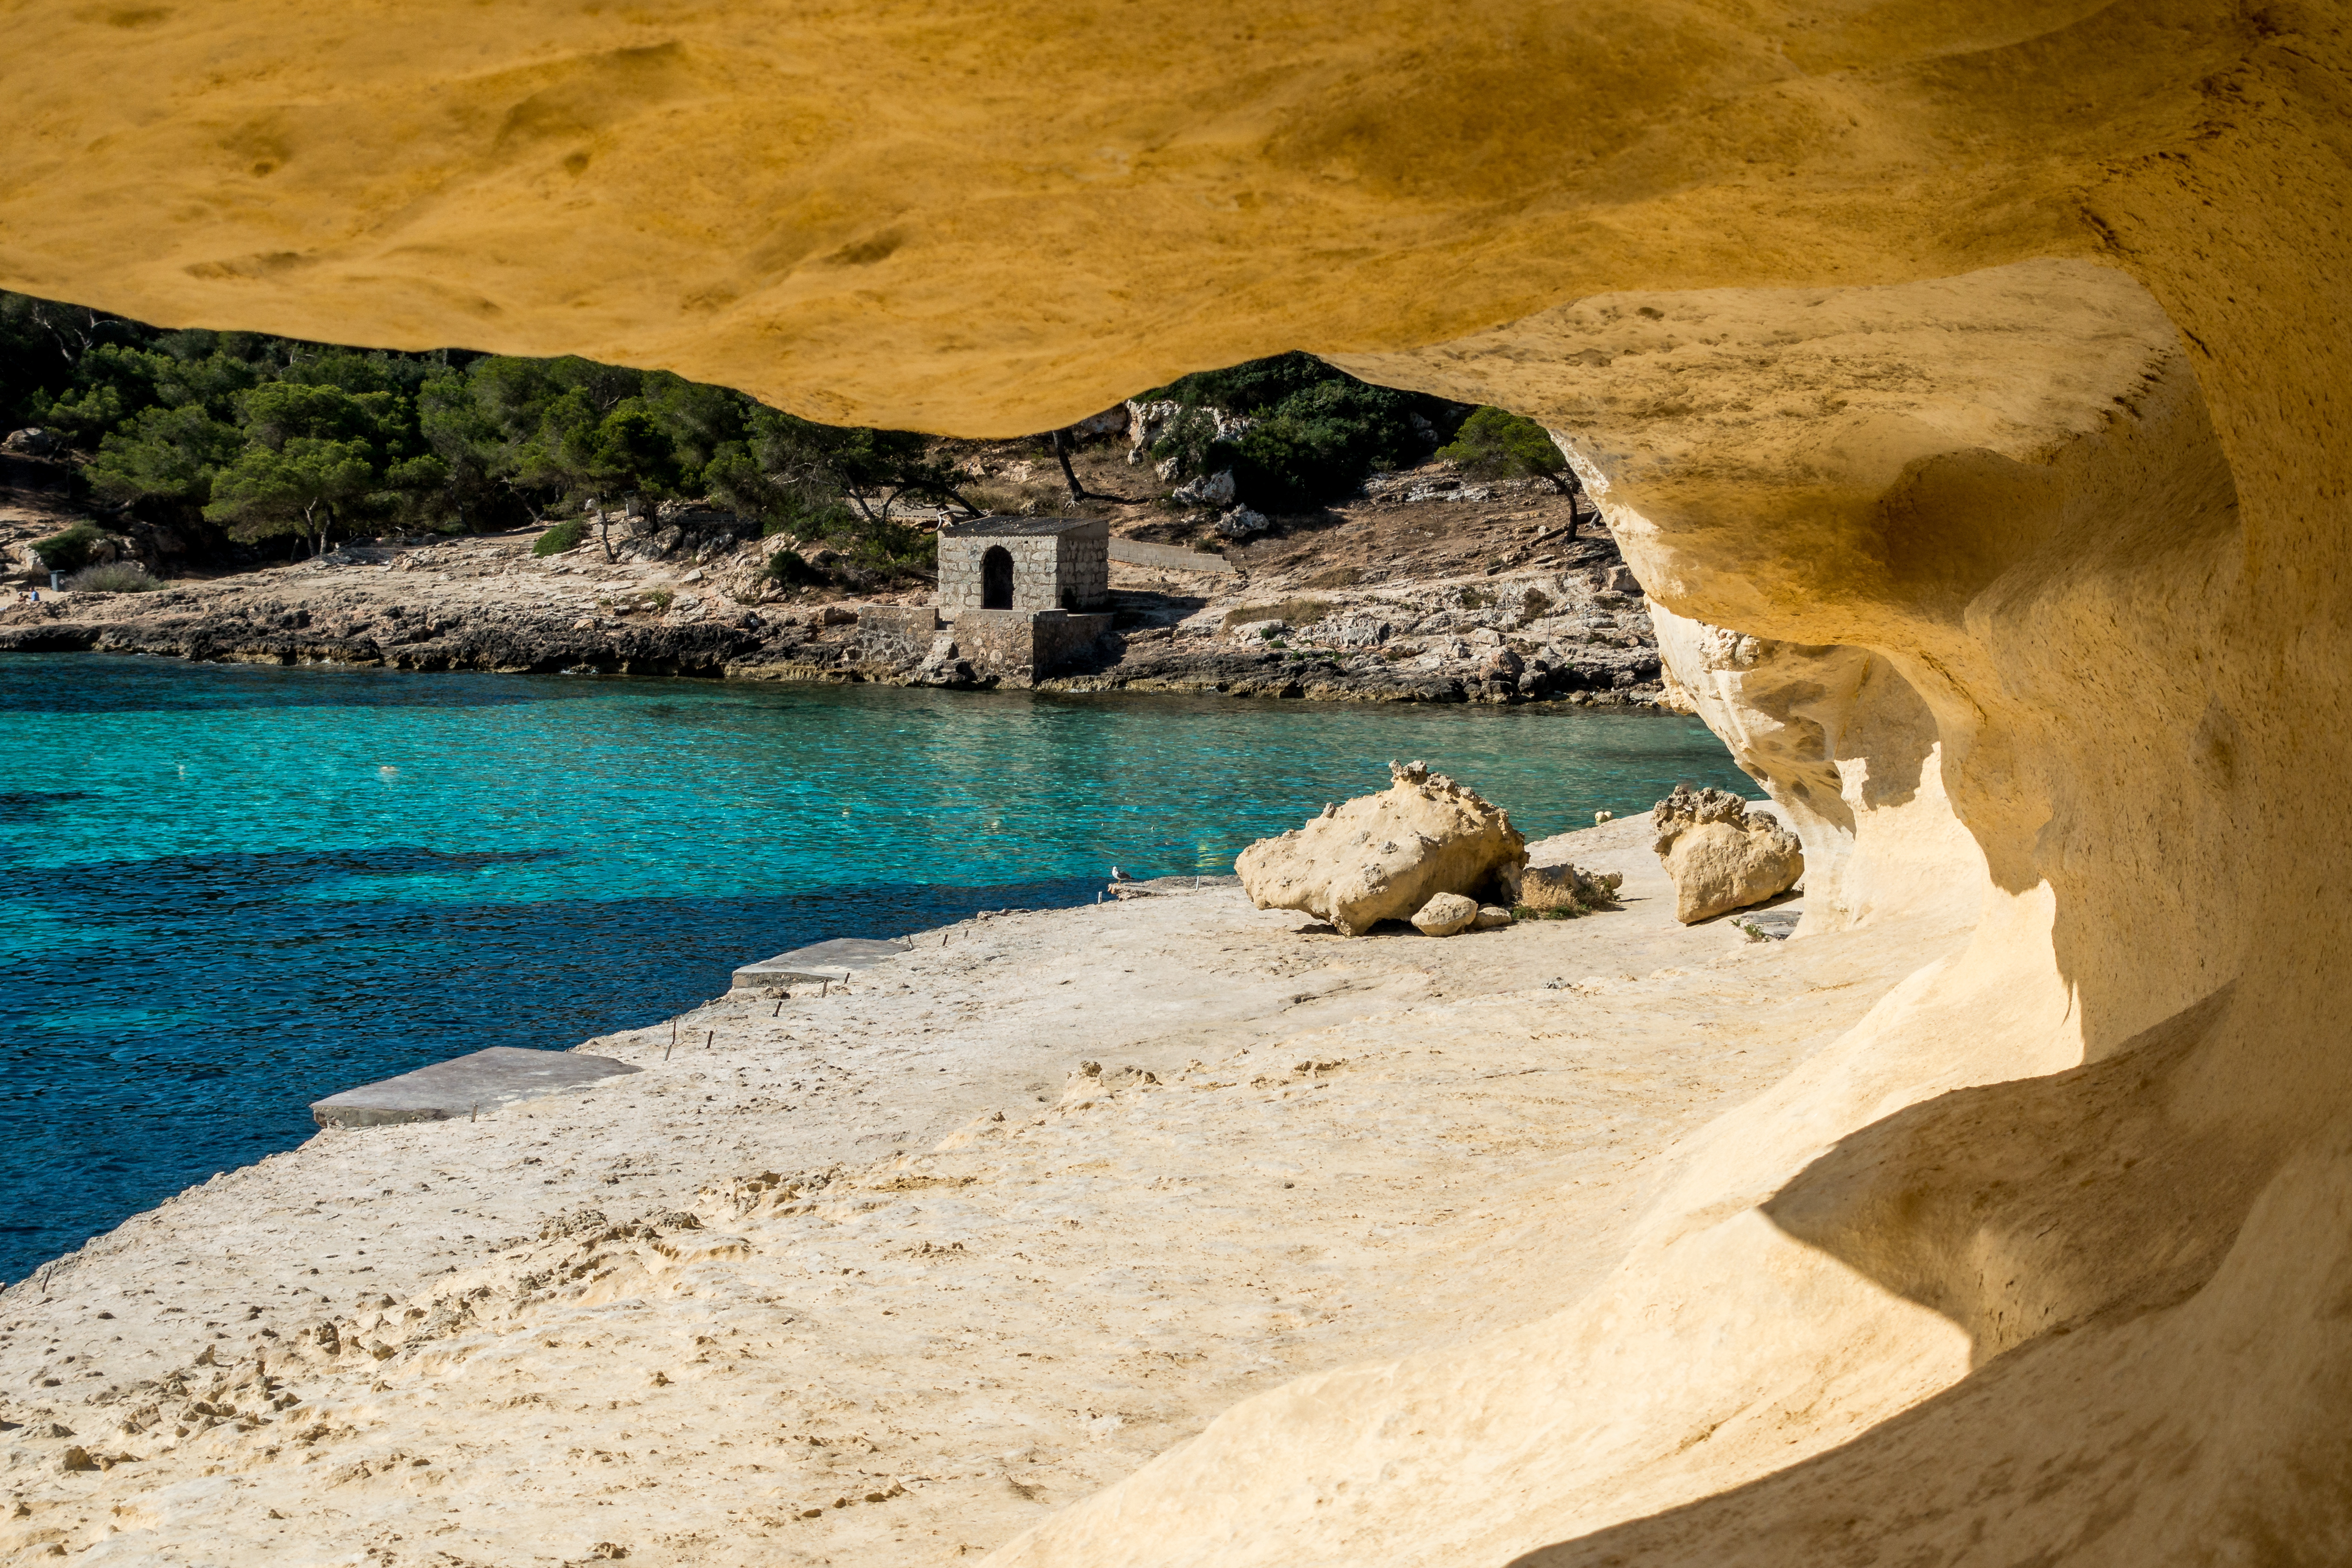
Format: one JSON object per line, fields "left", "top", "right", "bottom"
{"left": 0, "top": 291, "right": 956, "bottom": 577}
{"left": 1138, "top": 350, "right": 1472, "bottom": 513}
{"left": 5, "top": 293, "right": 1536, "bottom": 580}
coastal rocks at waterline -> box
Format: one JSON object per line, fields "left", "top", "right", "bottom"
{"left": 1236, "top": 760, "right": 1527, "bottom": 936}
{"left": 1411, "top": 892, "right": 1479, "bottom": 936}
{"left": 912, "top": 634, "right": 976, "bottom": 687}
{"left": 1650, "top": 783, "right": 1803, "bottom": 924}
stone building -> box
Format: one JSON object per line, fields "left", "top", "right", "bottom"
{"left": 860, "top": 515, "right": 1114, "bottom": 687}
{"left": 935, "top": 516, "right": 1109, "bottom": 614}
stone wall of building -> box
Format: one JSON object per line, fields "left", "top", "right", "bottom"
{"left": 1107, "top": 537, "right": 1234, "bottom": 574}
{"left": 1057, "top": 528, "right": 1109, "bottom": 608}
{"left": 939, "top": 535, "right": 1062, "bottom": 614}
{"left": 1032, "top": 609, "right": 1113, "bottom": 674}
{"left": 945, "top": 609, "right": 1112, "bottom": 687}
{"left": 857, "top": 605, "right": 942, "bottom": 665}
{"left": 859, "top": 603, "right": 1109, "bottom": 687}
{"left": 937, "top": 521, "right": 1111, "bottom": 613}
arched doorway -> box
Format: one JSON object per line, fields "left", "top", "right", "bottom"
{"left": 981, "top": 546, "right": 1014, "bottom": 609}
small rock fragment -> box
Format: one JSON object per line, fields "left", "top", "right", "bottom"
{"left": 1412, "top": 892, "right": 1479, "bottom": 936}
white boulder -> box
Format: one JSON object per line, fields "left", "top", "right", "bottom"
{"left": 1171, "top": 469, "right": 1236, "bottom": 507}
{"left": 1236, "top": 760, "right": 1528, "bottom": 936}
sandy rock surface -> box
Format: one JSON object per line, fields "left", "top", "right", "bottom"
{"left": 0, "top": 816, "right": 1950, "bottom": 1567}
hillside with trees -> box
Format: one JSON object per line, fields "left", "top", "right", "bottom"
{"left": 0, "top": 292, "right": 1580, "bottom": 587}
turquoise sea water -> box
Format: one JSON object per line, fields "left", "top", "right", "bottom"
{"left": 0, "top": 653, "right": 1751, "bottom": 1282}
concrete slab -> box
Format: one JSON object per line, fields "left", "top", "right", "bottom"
{"left": 731, "top": 936, "right": 913, "bottom": 991}
{"left": 311, "top": 1047, "right": 643, "bottom": 1130}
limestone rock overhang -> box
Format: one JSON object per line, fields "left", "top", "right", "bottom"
{"left": 4, "top": 5, "right": 2349, "bottom": 1567}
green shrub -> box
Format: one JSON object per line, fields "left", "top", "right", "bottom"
{"left": 31, "top": 523, "right": 104, "bottom": 573}
{"left": 64, "top": 561, "right": 162, "bottom": 593}
{"left": 648, "top": 587, "right": 675, "bottom": 612}
{"left": 1435, "top": 406, "right": 1575, "bottom": 494}
{"left": 1227, "top": 379, "right": 1439, "bottom": 513}
{"left": 532, "top": 518, "right": 588, "bottom": 556}
{"left": 1139, "top": 351, "right": 1344, "bottom": 414}
{"left": 1139, "top": 353, "right": 1467, "bottom": 513}
{"left": 766, "top": 549, "right": 825, "bottom": 587}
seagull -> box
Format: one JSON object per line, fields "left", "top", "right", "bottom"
{"left": 1110, "top": 866, "right": 1136, "bottom": 883}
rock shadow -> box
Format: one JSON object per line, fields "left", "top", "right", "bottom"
{"left": 1499, "top": 983, "right": 2313, "bottom": 1567}
{"left": 1757, "top": 983, "right": 2266, "bottom": 1364}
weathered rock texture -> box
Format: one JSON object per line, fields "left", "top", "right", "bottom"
{"left": 6, "top": 6, "right": 2352, "bottom": 1566}
{"left": 1410, "top": 892, "right": 1479, "bottom": 937}
{"left": 1650, "top": 784, "right": 1804, "bottom": 925}
{"left": 1236, "top": 761, "right": 1527, "bottom": 936}
{"left": 1504, "top": 860, "right": 1624, "bottom": 914}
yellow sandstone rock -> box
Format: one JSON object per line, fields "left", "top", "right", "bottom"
{"left": 1235, "top": 760, "right": 1526, "bottom": 935}
{"left": 1650, "top": 784, "right": 1804, "bottom": 924}
{"left": 5, "top": 4, "right": 2350, "bottom": 1564}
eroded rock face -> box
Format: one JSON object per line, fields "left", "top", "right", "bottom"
{"left": 1236, "top": 761, "right": 1526, "bottom": 936}
{"left": 1650, "top": 785, "right": 1804, "bottom": 924}
{"left": 9, "top": 8, "right": 2352, "bottom": 1567}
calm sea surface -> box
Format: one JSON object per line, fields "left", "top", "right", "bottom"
{"left": 0, "top": 653, "right": 1750, "bottom": 1282}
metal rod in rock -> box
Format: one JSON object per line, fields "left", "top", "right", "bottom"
{"left": 772, "top": 998, "right": 785, "bottom": 1018}
{"left": 705, "top": 1029, "right": 715, "bottom": 1052}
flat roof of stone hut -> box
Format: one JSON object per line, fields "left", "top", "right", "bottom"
{"left": 938, "top": 515, "right": 1105, "bottom": 537}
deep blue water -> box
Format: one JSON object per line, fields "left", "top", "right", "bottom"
{"left": 0, "top": 653, "right": 1751, "bottom": 1282}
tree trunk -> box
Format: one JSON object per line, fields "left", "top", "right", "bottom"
{"left": 1051, "top": 428, "right": 1086, "bottom": 504}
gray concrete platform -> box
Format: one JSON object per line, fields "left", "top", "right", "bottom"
{"left": 732, "top": 936, "right": 913, "bottom": 991}
{"left": 310, "top": 1047, "right": 643, "bottom": 1130}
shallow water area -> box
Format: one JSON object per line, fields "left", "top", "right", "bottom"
{"left": 0, "top": 652, "right": 1749, "bottom": 1282}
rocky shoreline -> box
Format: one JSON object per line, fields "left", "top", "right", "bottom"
{"left": 0, "top": 507, "right": 1673, "bottom": 709}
